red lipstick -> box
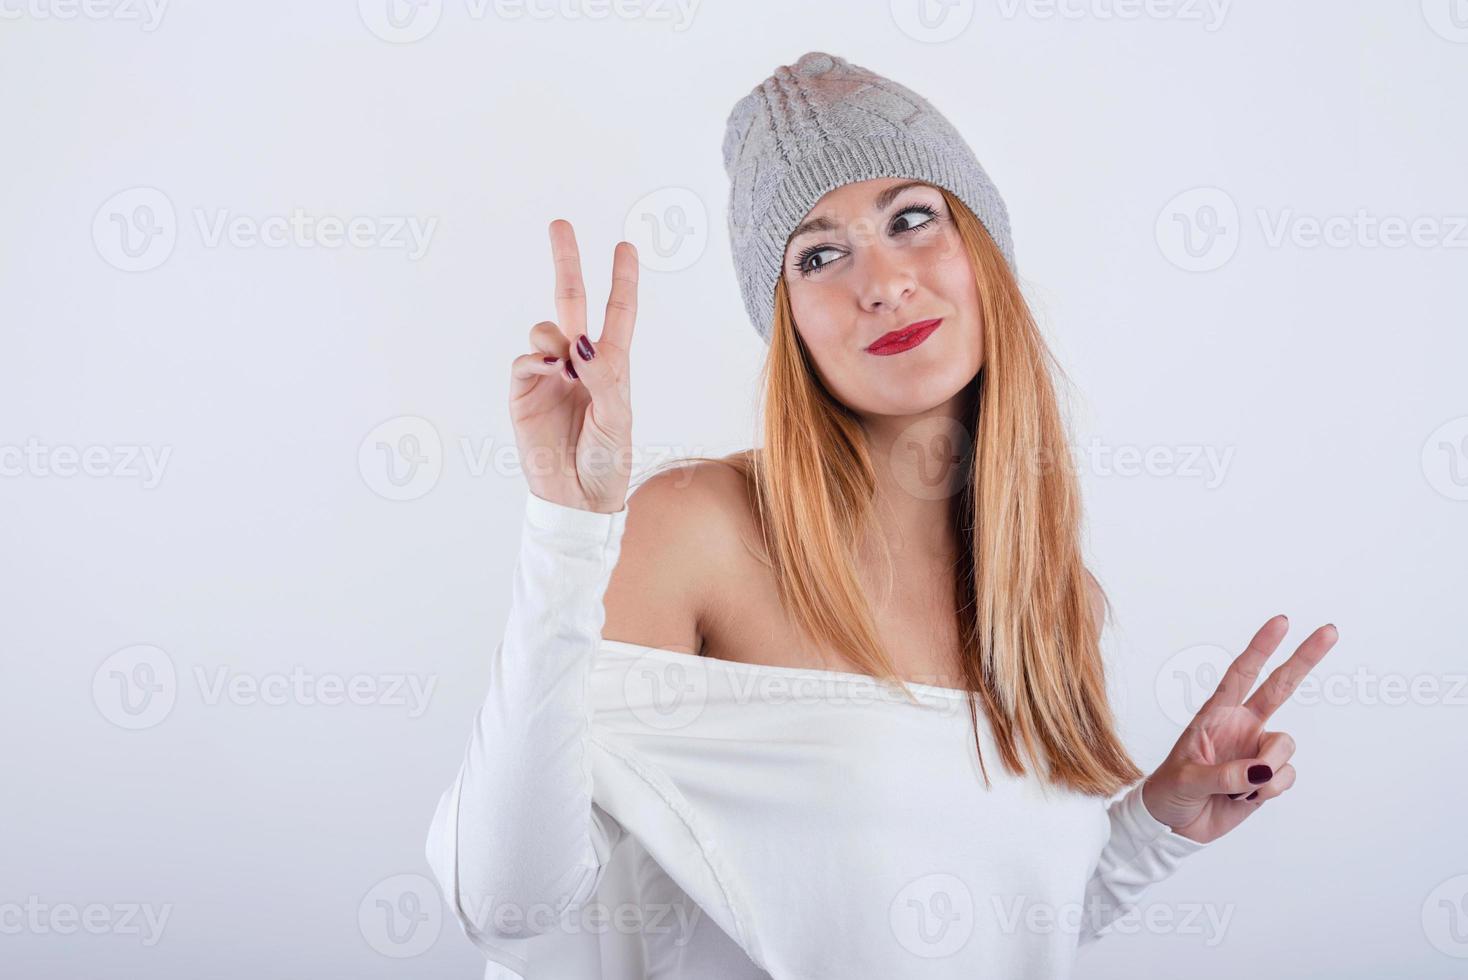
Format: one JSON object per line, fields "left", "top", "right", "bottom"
{"left": 865, "top": 318, "right": 942, "bottom": 355}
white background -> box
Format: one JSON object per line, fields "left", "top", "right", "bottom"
{"left": 2, "top": 0, "right": 1465, "bottom": 976}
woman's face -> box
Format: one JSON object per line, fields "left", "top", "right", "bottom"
{"left": 780, "top": 178, "right": 983, "bottom": 418}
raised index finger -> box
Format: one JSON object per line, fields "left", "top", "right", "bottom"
{"left": 600, "top": 241, "right": 639, "bottom": 350}
{"left": 1244, "top": 623, "right": 1339, "bottom": 722}
{"left": 1200, "top": 614, "right": 1290, "bottom": 714}
{"left": 548, "top": 219, "right": 587, "bottom": 344}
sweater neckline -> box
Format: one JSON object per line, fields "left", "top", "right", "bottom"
{"left": 598, "top": 637, "right": 974, "bottom": 701}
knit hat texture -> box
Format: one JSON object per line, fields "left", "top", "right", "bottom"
{"left": 722, "top": 51, "right": 1016, "bottom": 344}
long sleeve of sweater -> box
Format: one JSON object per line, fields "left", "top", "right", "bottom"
{"left": 1077, "top": 778, "right": 1213, "bottom": 945}
{"left": 425, "top": 490, "right": 630, "bottom": 947}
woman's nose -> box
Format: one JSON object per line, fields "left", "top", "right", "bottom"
{"left": 858, "top": 246, "right": 917, "bottom": 314}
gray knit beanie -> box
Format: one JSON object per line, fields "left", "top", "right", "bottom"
{"left": 722, "top": 51, "right": 1016, "bottom": 345}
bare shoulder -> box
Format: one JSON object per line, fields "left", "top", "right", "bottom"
{"left": 601, "top": 453, "right": 761, "bottom": 655}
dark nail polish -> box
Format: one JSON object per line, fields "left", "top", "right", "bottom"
{"left": 576, "top": 334, "right": 595, "bottom": 361}
{"left": 1245, "top": 790, "right": 1259, "bottom": 801}
{"left": 564, "top": 358, "right": 578, "bottom": 380}
{"left": 543, "top": 356, "right": 558, "bottom": 363}
{"left": 1248, "top": 764, "right": 1273, "bottom": 784}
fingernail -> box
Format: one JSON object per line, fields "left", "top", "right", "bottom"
{"left": 564, "top": 358, "right": 578, "bottom": 380}
{"left": 542, "top": 356, "right": 558, "bottom": 364}
{"left": 1245, "top": 790, "right": 1259, "bottom": 801}
{"left": 576, "top": 334, "right": 595, "bottom": 361}
{"left": 1248, "top": 764, "right": 1273, "bottom": 784}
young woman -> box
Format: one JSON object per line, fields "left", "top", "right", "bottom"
{"left": 426, "top": 51, "right": 1338, "bottom": 979}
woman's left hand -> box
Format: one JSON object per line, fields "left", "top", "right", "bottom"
{"left": 1141, "top": 615, "right": 1339, "bottom": 844}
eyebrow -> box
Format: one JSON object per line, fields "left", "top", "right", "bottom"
{"left": 786, "top": 180, "right": 934, "bottom": 244}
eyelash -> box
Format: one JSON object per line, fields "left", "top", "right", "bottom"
{"left": 792, "top": 203, "right": 942, "bottom": 277}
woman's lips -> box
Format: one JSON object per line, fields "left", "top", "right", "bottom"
{"left": 866, "top": 318, "right": 943, "bottom": 355}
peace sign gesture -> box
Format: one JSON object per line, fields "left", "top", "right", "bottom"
{"left": 508, "top": 219, "right": 638, "bottom": 514}
{"left": 1141, "top": 615, "right": 1340, "bottom": 844}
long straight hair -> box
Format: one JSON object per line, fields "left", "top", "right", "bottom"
{"left": 662, "top": 188, "right": 1141, "bottom": 798}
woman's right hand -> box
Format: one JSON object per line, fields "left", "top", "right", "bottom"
{"left": 509, "top": 220, "right": 638, "bottom": 514}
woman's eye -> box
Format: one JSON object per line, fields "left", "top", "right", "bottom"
{"left": 893, "top": 205, "right": 937, "bottom": 234}
{"left": 800, "top": 247, "right": 842, "bottom": 274}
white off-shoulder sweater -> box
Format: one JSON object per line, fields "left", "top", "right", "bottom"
{"left": 425, "top": 492, "right": 1212, "bottom": 979}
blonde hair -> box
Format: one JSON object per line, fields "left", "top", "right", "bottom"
{"left": 652, "top": 187, "right": 1141, "bottom": 798}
